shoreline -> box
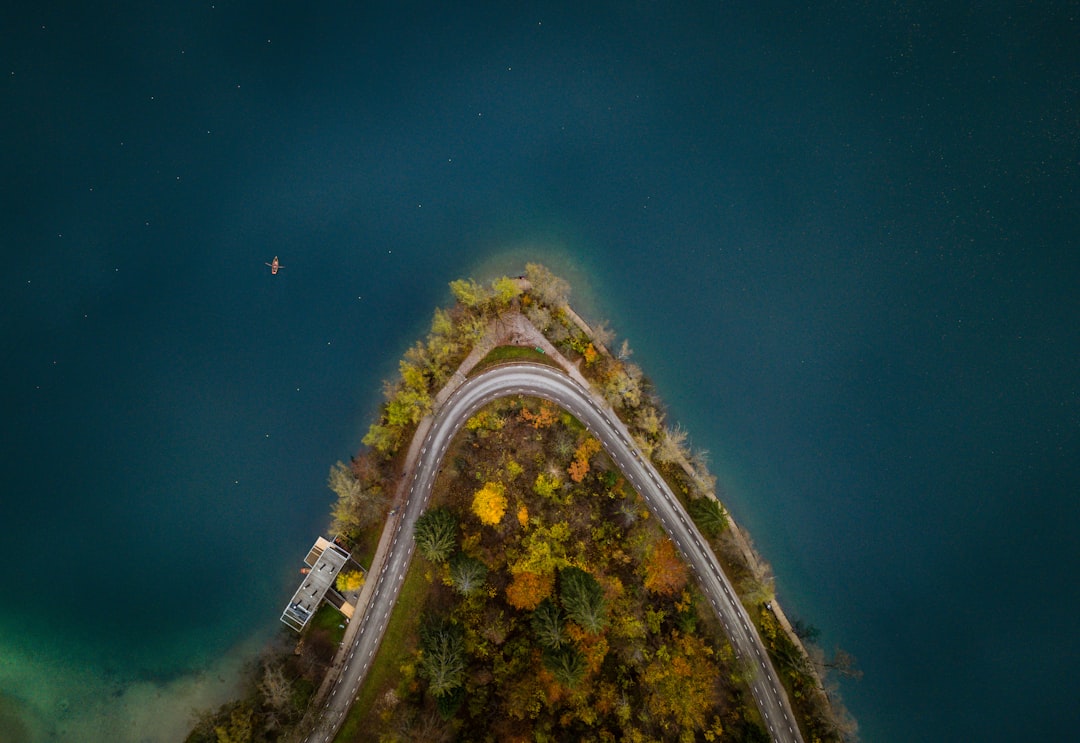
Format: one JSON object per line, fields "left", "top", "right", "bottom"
{"left": 554, "top": 299, "right": 825, "bottom": 690}
{"left": 320, "top": 295, "right": 823, "bottom": 714}
{"left": 211, "top": 266, "right": 848, "bottom": 742}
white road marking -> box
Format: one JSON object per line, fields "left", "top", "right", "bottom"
{"left": 312, "top": 364, "right": 801, "bottom": 743}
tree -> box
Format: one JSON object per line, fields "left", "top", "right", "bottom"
{"left": 533, "top": 472, "right": 561, "bottom": 500}
{"left": 636, "top": 405, "right": 663, "bottom": 438}
{"left": 505, "top": 571, "right": 554, "bottom": 611}
{"left": 471, "top": 481, "right": 507, "bottom": 526}
{"left": 258, "top": 664, "right": 293, "bottom": 714}
{"left": 491, "top": 275, "right": 522, "bottom": 306}
{"left": 328, "top": 459, "right": 362, "bottom": 501}
{"left": 414, "top": 508, "right": 458, "bottom": 564}
{"left": 385, "top": 385, "right": 431, "bottom": 426}
{"left": 643, "top": 538, "right": 689, "bottom": 597}
{"left": 336, "top": 570, "right": 365, "bottom": 592}
{"left": 641, "top": 632, "right": 722, "bottom": 735}
{"left": 689, "top": 497, "right": 729, "bottom": 538}
{"left": 820, "top": 647, "right": 863, "bottom": 680}
{"left": 520, "top": 401, "right": 558, "bottom": 429}
{"left": 524, "top": 302, "right": 553, "bottom": 332}
{"left": 362, "top": 422, "right": 401, "bottom": 455}
{"left": 530, "top": 599, "right": 568, "bottom": 649}
{"left": 559, "top": 567, "right": 607, "bottom": 634}
{"left": 430, "top": 306, "right": 454, "bottom": 338}
{"left": 740, "top": 557, "right": 775, "bottom": 607}
{"left": 591, "top": 320, "right": 616, "bottom": 349}
{"left": 567, "top": 458, "right": 589, "bottom": 483}
{"left": 388, "top": 707, "right": 454, "bottom": 743}
{"left": 449, "top": 278, "right": 492, "bottom": 309}
{"left": 568, "top": 437, "right": 601, "bottom": 483}
{"left": 448, "top": 553, "right": 488, "bottom": 596}
{"left": 601, "top": 363, "right": 643, "bottom": 410}
{"left": 689, "top": 448, "right": 717, "bottom": 496}
{"left": 418, "top": 621, "right": 467, "bottom": 697}
{"left": 655, "top": 424, "right": 690, "bottom": 464}
{"left": 400, "top": 358, "right": 428, "bottom": 393}
{"left": 510, "top": 521, "right": 571, "bottom": 576}
{"left": 542, "top": 645, "right": 586, "bottom": 688}
{"left": 524, "top": 263, "right": 570, "bottom": 306}
{"left": 214, "top": 705, "right": 253, "bottom": 743}
{"left": 328, "top": 461, "right": 386, "bottom": 532}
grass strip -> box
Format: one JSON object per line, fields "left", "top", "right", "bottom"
{"left": 469, "top": 345, "right": 560, "bottom": 376}
{"left": 334, "top": 557, "right": 430, "bottom": 742}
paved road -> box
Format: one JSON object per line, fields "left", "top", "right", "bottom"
{"left": 304, "top": 363, "right": 804, "bottom": 743}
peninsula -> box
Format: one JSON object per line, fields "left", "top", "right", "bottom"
{"left": 188, "top": 264, "right": 856, "bottom": 743}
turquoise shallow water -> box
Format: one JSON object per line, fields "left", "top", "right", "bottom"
{"left": 2, "top": 3, "right": 1077, "bottom": 741}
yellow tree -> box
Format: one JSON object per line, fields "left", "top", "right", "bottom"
{"left": 214, "top": 705, "right": 253, "bottom": 743}
{"left": 336, "top": 570, "right": 365, "bottom": 592}
{"left": 472, "top": 481, "right": 507, "bottom": 526}
{"left": 491, "top": 275, "right": 523, "bottom": 305}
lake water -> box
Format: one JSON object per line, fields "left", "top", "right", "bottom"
{"left": 2, "top": 3, "right": 1077, "bottom": 741}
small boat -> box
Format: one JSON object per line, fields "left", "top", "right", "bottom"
{"left": 265, "top": 256, "right": 283, "bottom": 274}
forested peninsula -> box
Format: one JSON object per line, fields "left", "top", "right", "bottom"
{"left": 188, "top": 264, "right": 857, "bottom": 743}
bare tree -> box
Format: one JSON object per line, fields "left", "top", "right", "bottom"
{"left": 524, "top": 302, "right": 553, "bottom": 332}
{"left": 820, "top": 648, "right": 863, "bottom": 680}
{"left": 602, "top": 363, "right": 643, "bottom": 410}
{"left": 654, "top": 424, "right": 691, "bottom": 464}
{"left": 524, "top": 262, "right": 570, "bottom": 306}
{"left": 258, "top": 663, "right": 292, "bottom": 713}
{"left": 590, "top": 320, "right": 615, "bottom": 349}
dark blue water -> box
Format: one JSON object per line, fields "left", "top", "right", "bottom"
{"left": 2, "top": 3, "right": 1077, "bottom": 740}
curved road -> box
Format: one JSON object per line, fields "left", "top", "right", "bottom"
{"left": 304, "top": 363, "right": 804, "bottom": 743}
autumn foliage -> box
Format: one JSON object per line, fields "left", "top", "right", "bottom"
{"left": 520, "top": 401, "right": 558, "bottom": 429}
{"left": 471, "top": 481, "right": 508, "bottom": 525}
{"left": 506, "top": 571, "right": 554, "bottom": 610}
{"left": 567, "top": 458, "right": 589, "bottom": 483}
{"left": 641, "top": 631, "right": 723, "bottom": 734}
{"left": 335, "top": 570, "right": 365, "bottom": 592}
{"left": 568, "top": 437, "right": 601, "bottom": 483}
{"left": 643, "top": 538, "right": 690, "bottom": 596}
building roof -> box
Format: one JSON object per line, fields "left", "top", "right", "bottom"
{"left": 280, "top": 537, "right": 351, "bottom": 632}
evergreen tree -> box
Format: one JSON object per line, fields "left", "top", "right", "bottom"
{"left": 542, "top": 645, "right": 585, "bottom": 688}
{"left": 559, "top": 567, "right": 607, "bottom": 634}
{"left": 414, "top": 508, "right": 458, "bottom": 564}
{"left": 418, "top": 621, "right": 466, "bottom": 697}
{"left": 529, "top": 598, "right": 568, "bottom": 649}
{"left": 448, "top": 553, "right": 488, "bottom": 596}
{"left": 689, "top": 497, "right": 729, "bottom": 538}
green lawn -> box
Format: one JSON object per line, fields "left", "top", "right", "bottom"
{"left": 309, "top": 604, "right": 348, "bottom": 646}
{"left": 469, "top": 344, "right": 560, "bottom": 376}
{"left": 334, "top": 558, "right": 431, "bottom": 742}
